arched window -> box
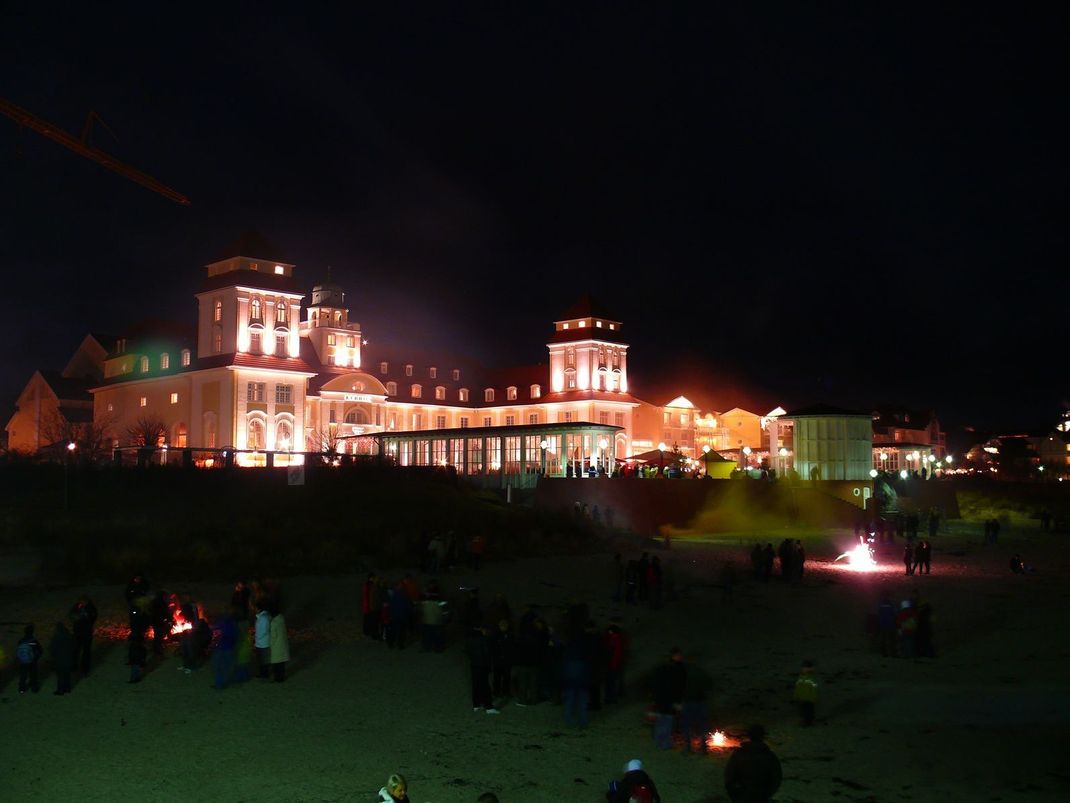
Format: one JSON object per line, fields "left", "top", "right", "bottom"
{"left": 181, "top": 349, "right": 191, "bottom": 367}
{"left": 459, "top": 388, "right": 469, "bottom": 402}
{"left": 276, "top": 299, "right": 288, "bottom": 325}
{"left": 276, "top": 420, "right": 293, "bottom": 450}
{"left": 345, "top": 408, "right": 368, "bottom": 425}
{"left": 203, "top": 411, "right": 217, "bottom": 449}
{"left": 530, "top": 384, "right": 541, "bottom": 399}
{"left": 247, "top": 418, "right": 265, "bottom": 450}
{"left": 435, "top": 386, "right": 446, "bottom": 400}
{"left": 213, "top": 298, "right": 222, "bottom": 322}
{"left": 139, "top": 356, "right": 149, "bottom": 373}
{"left": 507, "top": 386, "right": 517, "bottom": 400}
{"left": 386, "top": 381, "right": 397, "bottom": 396}
{"left": 484, "top": 388, "right": 495, "bottom": 403}
{"left": 411, "top": 384, "right": 422, "bottom": 398}
{"left": 172, "top": 422, "right": 187, "bottom": 448}
{"left": 212, "top": 326, "right": 222, "bottom": 353}
{"left": 250, "top": 297, "right": 262, "bottom": 322}
{"left": 160, "top": 353, "right": 169, "bottom": 370}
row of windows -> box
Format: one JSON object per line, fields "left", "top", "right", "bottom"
{"left": 248, "top": 332, "right": 289, "bottom": 356}
{"left": 132, "top": 392, "right": 182, "bottom": 408}
{"left": 326, "top": 334, "right": 357, "bottom": 347}
{"left": 561, "top": 319, "right": 616, "bottom": 331}
{"left": 212, "top": 297, "right": 292, "bottom": 325}
{"left": 384, "top": 383, "right": 541, "bottom": 401}
{"left": 380, "top": 362, "right": 462, "bottom": 381}
{"left": 247, "top": 382, "right": 294, "bottom": 404}
{"left": 139, "top": 350, "right": 192, "bottom": 373}
{"left": 371, "top": 409, "right": 623, "bottom": 431}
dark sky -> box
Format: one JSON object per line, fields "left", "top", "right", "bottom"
{"left": 2, "top": 4, "right": 1066, "bottom": 433}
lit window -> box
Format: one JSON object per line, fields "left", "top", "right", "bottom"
{"left": 567, "top": 373, "right": 576, "bottom": 390}
{"left": 380, "top": 362, "right": 389, "bottom": 374}
{"left": 435, "top": 386, "right": 446, "bottom": 400}
{"left": 566, "top": 349, "right": 575, "bottom": 367}
{"left": 435, "top": 415, "right": 446, "bottom": 429}
{"left": 484, "top": 389, "right": 495, "bottom": 403}
{"left": 386, "top": 382, "right": 397, "bottom": 396}
{"left": 578, "top": 320, "right": 586, "bottom": 328}
{"left": 274, "top": 265, "right": 285, "bottom": 275}
{"left": 412, "top": 414, "right": 422, "bottom": 430}
{"left": 452, "top": 369, "right": 460, "bottom": 381}
{"left": 275, "top": 384, "right": 293, "bottom": 404}
{"left": 460, "top": 416, "right": 469, "bottom": 428}
{"left": 429, "top": 367, "right": 437, "bottom": 379}
{"left": 212, "top": 327, "right": 222, "bottom": 353}
{"left": 249, "top": 262, "right": 259, "bottom": 271}
{"left": 531, "top": 384, "right": 541, "bottom": 398}
{"left": 507, "top": 386, "right": 517, "bottom": 400}
{"left": 347, "top": 336, "right": 354, "bottom": 347}
{"left": 181, "top": 349, "right": 191, "bottom": 367}
{"left": 563, "top": 323, "right": 569, "bottom": 330}
{"left": 459, "top": 388, "right": 469, "bottom": 402}
{"left": 411, "top": 384, "right": 422, "bottom": 398}
{"left": 483, "top": 416, "right": 492, "bottom": 427}
{"left": 213, "top": 299, "right": 222, "bottom": 322}
{"left": 615, "top": 412, "right": 624, "bottom": 427}
{"left": 247, "top": 382, "right": 265, "bottom": 402}
{"left": 609, "top": 323, "right": 615, "bottom": 330}
{"left": 250, "top": 332, "right": 261, "bottom": 353}
{"left": 276, "top": 300, "right": 288, "bottom": 324}
{"left": 505, "top": 415, "right": 515, "bottom": 426}
{"left": 160, "top": 353, "right": 170, "bottom": 370}
{"left": 599, "top": 411, "right": 609, "bottom": 425}
{"left": 139, "top": 396, "right": 147, "bottom": 407}
{"left": 276, "top": 334, "right": 286, "bottom": 355}
{"left": 139, "top": 356, "right": 149, "bottom": 373}
{"left": 405, "top": 364, "right": 413, "bottom": 376}
{"left": 596, "top": 320, "right": 602, "bottom": 328}
{"left": 107, "top": 403, "right": 114, "bottom": 412}
{"left": 170, "top": 392, "right": 179, "bottom": 404}
{"left": 528, "top": 413, "right": 538, "bottom": 424}
{"left": 327, "top": 333, "right": 336, "bottom": 346}
{"left": 247, "top": 419, "right": 264, "bottom": 449}
{"left": 563, "top": 411, "right": 573, "bottom": 422}
{"left": 250, "top": 297, "right": 262, "bottom": 321}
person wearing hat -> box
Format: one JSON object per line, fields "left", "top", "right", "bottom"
{"left": 896, "top": 599, "right": 917, "bottom": 658}
{"left": 606, "top": 758, "right": 660, "bottom": 802}
{"left": 377, "top": 773, "right": 410, "bottom": 802}
{"left": 724, "top": 725, "right": 782, "bottom": 802}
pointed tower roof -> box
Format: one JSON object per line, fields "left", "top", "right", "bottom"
{"left": 557, "top": 294, "right": 621, "bottom": 323}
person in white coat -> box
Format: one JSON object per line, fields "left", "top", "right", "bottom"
{"left": 269, "top": 611, "right": 290, "bottom": 682}
{"left": 255, "top": 605, "right": 272, "bottom": 679}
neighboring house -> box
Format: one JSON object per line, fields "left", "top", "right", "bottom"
{"left": 871, "top": 407, "right": 947, "bottom": 474}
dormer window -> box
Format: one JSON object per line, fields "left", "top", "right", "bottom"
{"left": 427, "top": 367, "right": 436, "bottom": 379}
{"left": 578, "top": 320, "right": 586, "bottom": 327}
{"left": 139, "top": 356, "right": 149, "bottom": 373}
{"left": 507, "top": 386, "right": 517, "bottom": 401}
{"left": 274, "top": 265, "right": 285, "bottom": 275}
{"left": 380, "top": 361, "right": 389, "bottom": 374}
{"left": 609, "top": 323, "right": 615, "bottom": 330}
{"left": 435, "top": 386, "right": 446, "bottom": 400}
{"left": 250, "top": 297, "right": 262, "bottom": 322}
{"left": 160, "top": 353, "right": 170, "bottom": 370}
{"left": 459, "top": 388, "right": 469, "bottom": 402}
{"left": 386, "top": 381, "right": 397, "bottom": 396}
{"left": 484, "top": 388, "right": 495, "bottom": 403}
{"left": 530, "top": 384, "right": 541, "bottom": 399}
{"left": 563, "top": 323, "right": 569, "bottom": 330}
{"left": 411, "top": 384, "right": 422, "bottom": 398}
{"left": 181, "top": 349, "right": 191, "bottom": 367}
{"left": 405, "top": 364, "right": 413, "bottom": 377}
{"left": 452, "top": 369, "right": 460, "bottom": 381}
{"left": 596, "top": 320, "right": 602, "bottom": 328}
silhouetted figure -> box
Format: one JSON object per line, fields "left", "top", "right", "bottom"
{"left": 15, "top": 624, "right": 43, "bottom": 693}
{"left": 652, "top": 647, "right": 686, "bottom": 749}
{"left": 916, "top": 540, "right": 931, "bottom": 574}
{"left": 724, "top": 724, "right": 782, "bottom": 803}
{"left": 903, "top": 543, "right": 915, "bottom": 575}
{"left": 1010, "top": 554, "right": 1025, "bottom": 574}
{"left": 466, "top": 626, "right": 494, "bottom": 712}
{"left": 69, "top": 595, "right": 97, "bottom": 675}
{"left": 50, "top": 622, "right": 74, "bottom": 695}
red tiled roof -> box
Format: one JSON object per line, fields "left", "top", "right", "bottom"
{"left": 198, "top": 269, "right": 301, "bottom": 294}
{"left": 558, "top": 294, "right": 621, "bottom": 323}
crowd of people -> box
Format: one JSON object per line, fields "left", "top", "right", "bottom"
{"left": 749, "top": 539, "right": 806, "bottom": 582}
{"left": 872, "top": 588, "right": 936, "bottom": 659}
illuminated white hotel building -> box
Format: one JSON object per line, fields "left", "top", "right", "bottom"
{"left": 76, "top": 239, "right": 706, "bottom": 468}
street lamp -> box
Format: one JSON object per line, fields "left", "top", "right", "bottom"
{"left": 599, "top": 437, "right": 608, "bottom": 473}
{"left": 869, "top": 468, "right": 878, "bottom": 478}
{"left": 658, "top": 442, "right": 667, "bottom": 477}
{"left": 702, "top": 444, "right": 710, "bottom": 454}
{"left": 64, "top": 441, "right": 76, "bottom": 509}
{"left": 899, "top": 469, "right": 909, "bottom": 479}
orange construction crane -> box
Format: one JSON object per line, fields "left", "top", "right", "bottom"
{"left": 0, "top": 97, "right": 191, "bottom": 206}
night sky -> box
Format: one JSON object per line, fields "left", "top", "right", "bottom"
{"left": 2, "top": 5, "right": 1066, "bottom": 436}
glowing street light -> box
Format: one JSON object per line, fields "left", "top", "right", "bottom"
{"left": 778, "top": 447, "right": 788, "bottom": 457}
{"left": 869, "top": 469, "right": 878, "bottom": 478}
{"left": 702, "top": 444, "right": 711, "bottom": 454}
{"left": 658, "top": 442, "right": 667, "bottom": 452}
{"left": 879, "top": 452, "right": 888, "bottom": 461}
{"left": 900, "top": 469, "right": 909, "bottom": 479}
{"left": 66, "top": 441, "right": 76, "bottom": 452}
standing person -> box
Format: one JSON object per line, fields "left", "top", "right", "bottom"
{"left": 233, "top": 611, "right": 252, "bottom": 683}
{"left": 212, "top": 608, "right": 238, "bottom": 690}
{"left": 724, "top": 724, "right": 782, "bottom": 803}
{"left": 377, "top": 773, "right": 411, "bottom": 802}
{"left": 603, "top": 621, "right": 627, "bottom": 704}
{"left": 762, "top": 544, "right": 775, "bottom": 581}
{"left": 420, "top": 593, "right": 445, "bottom": 653}
{"left": 916, "top": 540, "right": 931, "bottom": 575}
{"left": 991, "top": 518, "right": 1001, "bottom": 544}
{"left": 607, "top": 758, "right": 661, "bottom": 802}
{"left": 462, "top": 588, "right": 483, "bottom": 631}
{"left": 513, "top": 614, "right": 541, "bottom": 706}
{"left": 896, "top": 600, "right": 917, "bottom": 659}
{"left": 637, "top": 552, "right": 650, "bottom": 602}
{"left": 490, "top": 619, "right": 514, "bottom": 702}
{"left": 914, "top": 592, "right": 936, "bottom": 659}
{"left": 624, "top": 558, "right": 640, "bottom": 605}
{"left": 128, "top": 622, "right": 148, "bottom": 684}
{"left": 903, "top": 542, "right": 915, "bottom": 575}
{"left": 793, "top": 660, "right": 818, "bottom": 726}
{"left": 50, "top": 622, "right": 75, "bottom": 695}
{"left": 680, "top": 663, "right": 711, "bottom": 754}
{"left": 269, "top": 610, "right": 290, "bottom": 682}
{"left": 465, "top": 626, "right": 496, "bottom": 713}
{"left": 486, "top": 593, "right": 512, "bottom": 632}
{"left": 255, "top": 603, "right": 272, "bottom": 679}
{"left": 387, "top": 585, "right": 413, "bottom": 650}
{"left": 777, "top": 539, "right": 793, "bottom": 580}
{"left": 361, "top": 573, "right": 379, "bottom": 638}
{"left": 469, "top": 533, "right": 486, "bottom": 570}
{"left": 877, "top": 591, "right": 897, "bottom": 657}
{"left": 561, "top": 629, "right": 592, "bottom": 728}
{"left": 652, "top": 647, "right": 686, "bottom": 749}
{"left": 15, "top": 624, "right": 43, "bottom": 693}
{"left": 793, "top": 541, "right": 806, "bottom": 582}
{"left": 69, "top": 595, "right": 97, "bottom": 675}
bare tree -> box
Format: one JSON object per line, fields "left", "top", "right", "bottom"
{"left": 40, "top": 409, "right": 116, "bottom": 462}
{"left": 308, "top": 424, "right": 341, "bottom": 454}
{"left": 127, "top": 415, "right": 169, "bottom": 448}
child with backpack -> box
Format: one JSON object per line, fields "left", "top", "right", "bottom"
{"left": 16, "top": 624, "right": 43, "bottom": 693}
{"left": 793, "top": 660, "right": 818, "bottom": 726}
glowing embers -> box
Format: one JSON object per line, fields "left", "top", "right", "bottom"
{"left": 835, "top": 535, "right": 878, "bottom": 571}
{"left": 705, "top": 729, "right": 740, "bottom": 750}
